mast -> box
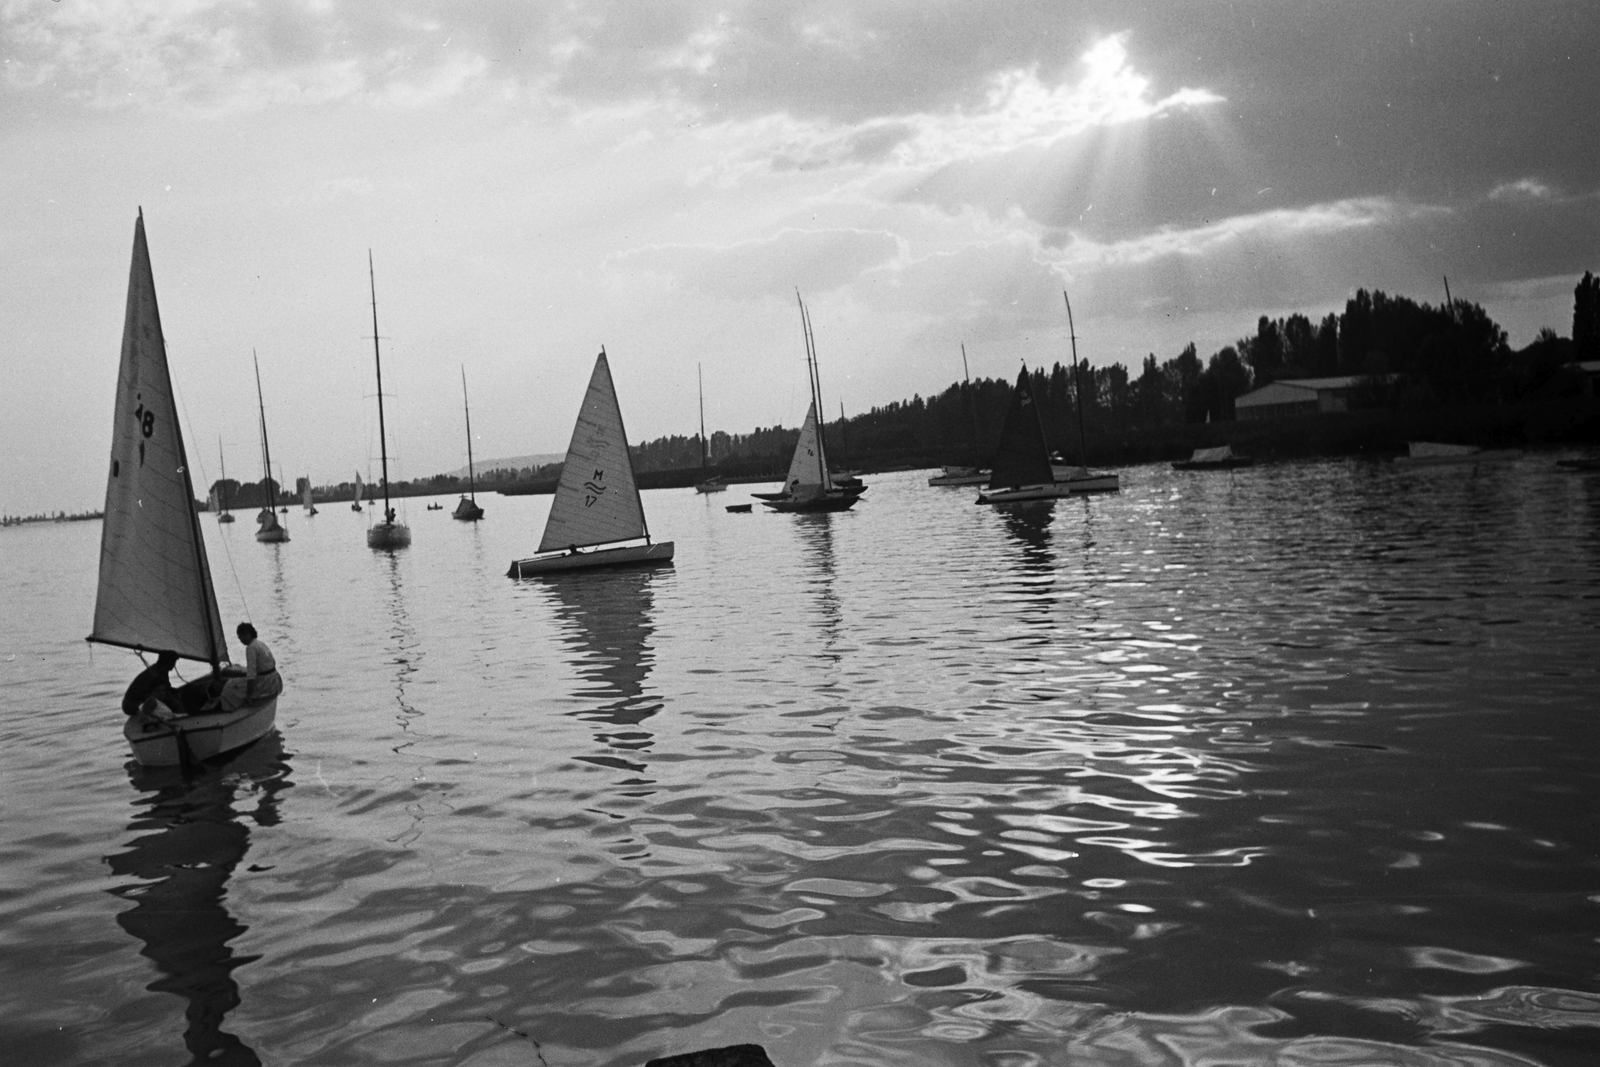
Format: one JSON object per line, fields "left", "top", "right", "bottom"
{"left": 218, "top": 437, "right": 229, "bottom": 516}
{"left": 1063, "top": 291, "right": 1089, "bottom": 469}
{"left": 461, "top": 365, "right": 477, "bottom": 503}
{"left": 961, "top": 343, "right": 980, "bottom": 465}
{"left": 698, "top": 363, "right": 708, "bottom": 470}
{"left": 796, "top": 292, "right": 831, "bottom": 488}
{"left": 602, "top": 345, "right": 651, "bottom": 545}
{"left": 253, "top": 351, "right": 278, "bottom": 511}
{"left": 369, "top": 251, "right": 393, "bottom": 522}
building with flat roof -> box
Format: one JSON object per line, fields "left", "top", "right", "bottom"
{"left": 1235, "top": 375, "right": 1385, "bottom": 420}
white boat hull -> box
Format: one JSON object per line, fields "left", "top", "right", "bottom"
{"left": 929, "top": 467, "right": 990, "bottom": 486}
{"left": 1395, "top": 449, "right": 1517, "bottom": 467}
{"left": 976, "top": 483, "right": 1078, "bottom": 504}
{"left": 508, "top": 541, "right": 675, "bottom": 577}
{"left": 367, "top": 522, "right": 412, "bottom": 548}
{"left": 1050, "top": 466, "right": 1121, "bottom": 492}
{"left": 123, "top": 696, "right": 278, "bottom": 767}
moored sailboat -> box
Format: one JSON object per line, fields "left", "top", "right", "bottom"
{"left": 762, "top": 293, "right": 864, "bottom": 513}
{"left": 1053, "top": 292, "right": 1120, "bottom": 494}
{"left": 453, "top": 366, "right": 485, "bottom": 520}
{"left": 351, "top": 471, "right": 363, "bottom": 512}
{"left": 215, "top": 438, "right": 236, "bottom": 522}
{"left": 364, "top": 252, "right": 411, "bottom": 549}
{"left": 693, "top": 363, "right": 726, "bottom": 494}
{"left": 929, "top": 343, "right": 991, "bottom": 486}
{"left": 252, "top": 355, "right": 289, "bottom": 542}
{"left": 507, "top": 349, "right": 673, "bottom": 576}
{"left": 89, "top": 212, "right": 278, "bottom": 766}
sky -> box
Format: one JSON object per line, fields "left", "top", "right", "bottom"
{"left": 3, "top": 1, "right": 1597, "bottom": 516}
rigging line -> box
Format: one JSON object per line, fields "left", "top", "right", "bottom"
{"left": 171, "top": 371, "right": 253, "bottom": 631}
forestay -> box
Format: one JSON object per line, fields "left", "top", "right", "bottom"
{"left": 90, "top": 214, "right": 228, "bottom": 666}
{"left": 783, "top": 401, "right": 831, "bottom": 497}
{"left": 537, "top": 351, "right": 649, "bottom": 553}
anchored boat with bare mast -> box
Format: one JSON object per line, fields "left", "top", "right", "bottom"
{"left": 453, "top": 366, "right": 485, "bottom": 520}
{"left": 364, "top": 252, "right": 411, "bottom": 549}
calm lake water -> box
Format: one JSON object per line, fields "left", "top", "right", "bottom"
{"left": 2, "top": 459, "right": 1598, "bottom": 1067}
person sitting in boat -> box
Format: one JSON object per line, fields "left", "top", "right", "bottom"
{"left": 122, "top": 650, "right": 178, "bottom": 716}
{"left": 219, "top": 623, "right": 281, "bottom": 710}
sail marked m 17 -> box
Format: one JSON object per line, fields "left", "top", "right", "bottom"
{"left": 536, "top": 350, "right": 649, "bottom": 553}
{"left": 89, "top": 213, "right": 227, "bottom": 666}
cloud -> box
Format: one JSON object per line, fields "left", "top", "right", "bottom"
{"left": 1489, "top": 179, "right": 1554, "bottom": 202}
{"left": 612, "top": 227, "right": 903, "bottom": 300}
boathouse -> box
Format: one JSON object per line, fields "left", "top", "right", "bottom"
{"left": 1234, "top": 375, "right": 1378, "bottom": 420}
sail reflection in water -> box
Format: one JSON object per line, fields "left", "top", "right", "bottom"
{"left": 107, "top": 737, "right": 293, "bottom": 1066}
{"left": 546, "top": 569, "right": 665, "bottom": 785}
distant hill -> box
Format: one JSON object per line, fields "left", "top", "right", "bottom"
{"left": 445, "top": 453, "right": 563, "bottom": 479}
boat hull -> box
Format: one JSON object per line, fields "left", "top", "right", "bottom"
{"left": 508, "top": 541, "right": 675, "bottom": 577}
{"left": 694, "top": 480, "right": 727, "bottom": 494}
{"left": 255, "top": 528, "right": 289, "bottom": 543}
{"left": 123, "top": 696, "right": 278, "bottom": 767}
{"left": 1050, "top": 467, "right": 1121, "bottom": 492}
{"left": 976, "top": 483, "right": 1078, "bottom": 504}
{"left": 762, "top": 491, "right": 860, "bottom": 513}
{"left": 367, "top": 522, "right": 412, "bottom": 548}
{"left": 452, "top": 498, "right": 484, "bottom": 520}
{"left": 1395, "top": 450, "right": 1517, "bottom": 467}
{"left": 1173, "top": 458, "right": 1254, "bottom": 471}
{"left": 929, "top": 467, "right": 990, "bottom": 486}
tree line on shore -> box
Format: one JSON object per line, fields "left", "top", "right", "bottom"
{"left": 205, "top": 273, "right": 1600, "bottom": 504}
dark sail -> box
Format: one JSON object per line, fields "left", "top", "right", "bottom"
{"left": 987, "top": 367, "right": 1054, "bottom": 489}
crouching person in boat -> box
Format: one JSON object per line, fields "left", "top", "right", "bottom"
{"left": 218, "top": 622, "right": 282, "bottom": 711}
{"left": 122, "top": 650, "right": 179, "bottom": 717}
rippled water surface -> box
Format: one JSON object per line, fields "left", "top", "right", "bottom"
{"left": 3, "top": 460, "right": 1598, "bottom": 1066}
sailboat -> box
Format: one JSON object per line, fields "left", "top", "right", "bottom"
{"left": 351, "top": 471, "right": 363, "bottom": 512}
{"left": 300, "top": 477, "right": 318, "bottom": 515}
{"left": 507, "top": 348, "right": 674, "bottom": 576}
{"left": 252, "top": 355, "right": 289, "bottom": 542}
{"left": 453, "top": 366, "right": 485, "bottom": 520}
{"left": 975, "top": 364, "right": 1075, "bottom": 504}
{"left": 761, "top": 293, "right": 864, "bottom": 512}
{"left": 90, "top": 212, "right": 278, "bottom": 766}
{"left": 1051, "top": 292, "right": 1120, "bottom": 494}
{"left": 693, "top": 363, "right": 725, "bottom": 494}
{"left": 929, "top": 344, "right": 991, "bottom": 486}
{"left": 364, "top": 252, "right": 411, "bottom": 549}
{"left": 215, "top": 438, "right": 236, "bottom": 522}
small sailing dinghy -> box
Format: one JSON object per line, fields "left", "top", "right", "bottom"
{"left": 364, "top": 252, "right": 411, "bottom": 549}
{"left": 761, "top": 294, "right": 864, "bottom": 513}
{"left": 507, "top": 349, "right": 673, "bottom": 576}
{"left": 90, "top": 213, "right": 278, "bottom": 766}
{"left": 1051, "top": 292, "right": 1119, "bottom": 494}
{"left": 976, "top": 365, "right": 1073, "bottom": 504}
{"left": 453, "top": 366, "right": 485, "bottom": 520}
{"left": 693, "top": 363, "right": 726, "bottom": 494}
{"left": 301, "top": 477, "right": 318, "bottom": 514}
{"left": 351, "top": 471, "right": 364, "bottom": 512}
{"left": 929, "top": 344, "right": 990, "bottom": 486}
{"left": 252, "top": 354, "right": 289, "bottom": 542}
{"left": 215, "top": 438, "right": 236, "bottom": 522}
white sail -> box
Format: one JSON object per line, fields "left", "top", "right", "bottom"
{"left": 354, "top": 471, "right": 364, "bottom": 499}
{"left": 783, "top": 401, "right": 832, "bottom": 497}
{"left": 301, "top": 479, "right": 314, "bottom": 510}
{"left": 90, "top": 214, "right": 228, "bottom": 666}
{"left": 537, "top": 351, "right": 648, "bottom": 553}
